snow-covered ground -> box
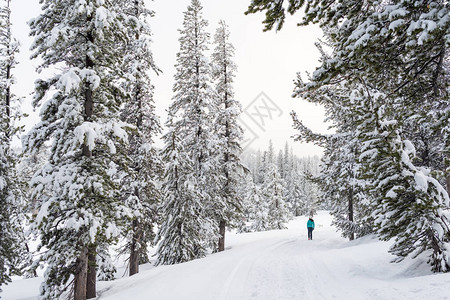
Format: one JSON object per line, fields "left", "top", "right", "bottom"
{"left": 4, "top": 211, "right": 450, "bottom": 300}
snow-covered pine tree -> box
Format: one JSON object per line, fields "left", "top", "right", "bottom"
{"left": 156, "top": 0, "right": 218, "bottom": 264}
{"left": 289, "top": 164, "right": 305, "bottom": 217}
{"left": 156, "top": 112, "right": 206, "bottom": 265}
{"left": 234, "top": 171, "right": 255, "bottom": 233}
{"left": 18, "top": 145, "right": 49, "bottom": 214}
{"left": 256, "top": 149, "right": 268, "bottom": 186}
{"left": 247, "top": 178, "right": 269, "bottom": 232}
{"left": 260, "top": 141, "right": 290, "bottom": 230}
{"left": 241, "top": 148, "right": 276, "bottom": 231}
{"left": 241, "top": 146, "right": 321, "bottom": 225}
{"left": 280, "top": 144, "right": 294, "bottom": 214}
{"left": 319, "top": 137, "right": 370, "bottom": 240}
{"left": 356, "top": 88, "right": 450, "bottom": 272}
{"left": 24, "top": 1, "right": 137, "bottom": 298}
{"left": 0, "top": 0, "right": 28, "bottom": 292}
{"left": 284, "top": 145, "right": 311, "bottom": 216}
{"left": 211, "top": 20, "right": 244, "bottom": 252}
{"left": 277, "top": 149, "right": 284, "bottom": 179}
{"left": 296, "top": 160, "right": 319, "bottom": 217}
{"left": 119, "top": 0, "right": 161, "bottom": 276}
{"left": 262, "top": 161, "right": 290, "bottom": 230}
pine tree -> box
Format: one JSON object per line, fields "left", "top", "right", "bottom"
{"left": 277, "top": 149, "right": 284, "bottom": 179}
{"left": 0, "top": 0, "right": 28, "bottom": 292}
{"left": 211, "top": 20, "right": 244, "bottom": 252}
{"left": 25, "top": 1, "right": 137, "bottom": 298}
{"left": 119, "top": 0, "right": 161, "bottom": 276}
{"left": 283, "top": 145, "right": 302, "bottom": 215}
{"left": 18, "top": 145, "right": 49, "bottom": 214}
{"left": 262, "top": 161, "right": 290, "bottom": 230}
{"left": 156, "top": 0, "right": 218, "bottom": 265}
{"left": 248, "top": 179, "right": 269, "bottom": 232}
{"left": 289, "top": 164, "right": 305, "bottom": 216}
{"left": 296, "top": 161, "right": 319, "bottom": 217}
{"left": 356, "top": 88, "right": 450, "bottom": 272}
{"left": 259, "top": 141, "right": 290, "bottom": 230}
{"left": 235, "top": 171, "right": 255, "bottom": 233}
{"left": 156, "top": 113, "right": 208, "bottom": 265}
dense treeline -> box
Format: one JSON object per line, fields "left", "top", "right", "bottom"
{"left": 240, "top": 142, "right": 321, "bottom": 232}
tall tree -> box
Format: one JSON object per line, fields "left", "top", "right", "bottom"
{"left": 262, "top": 160, "right": 290, "bottom": 230}
{"left": 247, "top": 179, "right": 269, "bottom": 232}
{"left": 0, "top": 0, "right": 28, "bottom": 292}
{"left": 25, "top": 1, "right": 135, "bottom": 298}
{"left": 355, "top": 88, "right": 450, "bottom": 272}
{"left": 120, "top": 0, "right": 161, "bottom": 276}
{"left": 156, "top": 115, "right": 206, "bottom": 265}
{"left": 156, "top": 0, "right": 218, "bottom": 265}
{"left": 211, "top": 20, "right": 244, "bottom": 252}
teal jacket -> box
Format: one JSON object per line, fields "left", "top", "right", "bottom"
{"left": 307, "top": 219, "right": 315, "bottom": 229}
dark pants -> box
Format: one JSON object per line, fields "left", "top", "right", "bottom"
{"left": 308, "top": 227, "right": 314, "bottom": 240}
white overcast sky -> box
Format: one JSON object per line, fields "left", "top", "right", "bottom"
{"left": 10, "top": 0, "right": 328, "bottom": 157}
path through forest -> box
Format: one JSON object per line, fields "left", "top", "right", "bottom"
{"left": 4, "top": 211, "right": 450, "bottom": 300}
{"left": 94, "top": 211, "right": 450, "bottom": 300}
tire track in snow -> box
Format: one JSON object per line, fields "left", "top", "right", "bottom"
{"left": 217, "top": 238, "right": 298, "bottom": 300}
{"left": 243, "top": 238, "right": 309, "bottom": 300}
{"left": 236, "top": 236, "right": 361, "bottom": 300}
{"left": 298, "top": 246, "right": 365, "bottom": 300}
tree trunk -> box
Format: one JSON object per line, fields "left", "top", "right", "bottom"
{"left": 5, "top": 0, "right": 11, "bottom": 121}
{"left": 74, "top": 246, "right": 88, "bottom": 300}
{"left": 218, "top": 220, "right": 226, "bottom": 252}
{"left": 129, "top": 219, "right": 141, "bottom": 276}
{"left": 86, "top": 245, "right": 96, "bottom": 299}
{"left": 348, "top": 188, "right": 355, "bottom": 241}
{"left": 83, "top": 39, "right": 95, "bottom": 298}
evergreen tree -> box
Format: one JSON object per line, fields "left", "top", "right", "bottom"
{"left": 283, "top": 145, "right": 301, "bottom": 215}
{"left": 277, "top": 149, "right": 284, "bottom": 179}
{"left": 235, "top": 171, "right": 255, "bottom": 233}
{"left": 247, "top": 179, "right": 269, "bottom": 232}
{"left": 0, "top": 0, "right": 28, "bottom": 292}
{"left": 289, "top": 164, "right": 305, "bottom": 216}
{"left": 262, "top": 160, "right": 290, "bottom": 230}
{"left": 258, "top": 141, "right": 290, "bottom": 230}
{"left": 156, "top": 113, "right": 207, "bottom": 265}
{"left": 18, "top": 145, "right": 49, "bottom": 214}
{"left": 119, "top": 0, "right": 161, "bottom": 276}
{"left": 356, "top": 89, "right": 450, "bottom": 272}
{"left": 211, "top": 20, "right": 244, "bottom": 252}
{"left": 25, "top": 1, "right": 136, "bottom": 298}
{"left": 156, "top": 0, "right": 218, "bottom": 265}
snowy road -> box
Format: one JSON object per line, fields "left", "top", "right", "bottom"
{"left": 95, "top": 212, "right": 450, "bottom": 300}
{"left": 92, "top": 213, "right": 352, "bottom": 300}
{"left": 4, "top": 211, "right": 450, "bottom": 300}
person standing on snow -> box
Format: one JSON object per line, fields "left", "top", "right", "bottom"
{"left": 307, "top": 217, "right": 315, "bottom": 240}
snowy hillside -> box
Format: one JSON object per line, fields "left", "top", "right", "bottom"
{"left": 4, "top": 211, "right": 450, "bottom": 300}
